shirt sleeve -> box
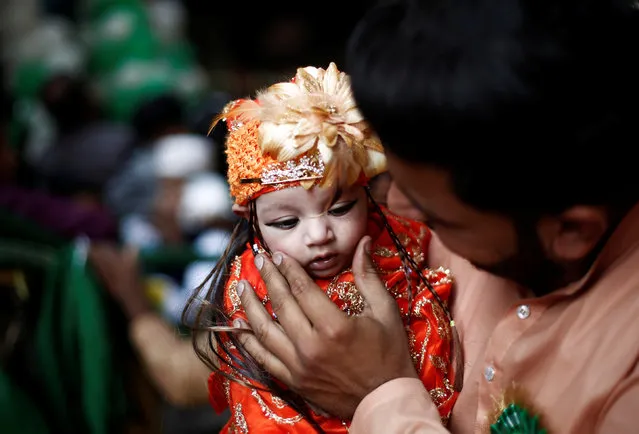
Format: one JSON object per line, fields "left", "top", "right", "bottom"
{"left": 350, "top": 378, "right": 450, "bottom": 434}
{"left": 596, "top": 363, "right": 639, "bottom": 433}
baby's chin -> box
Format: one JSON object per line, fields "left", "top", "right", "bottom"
{"left": 306, "top": 268, "right": 341, "bottom": 281}
{"left": 303, "top": 254, "right": 354, "bottom": 281}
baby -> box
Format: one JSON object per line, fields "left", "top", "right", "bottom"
{"left": 189, "top": 63, "right": 460, "bottom": 433}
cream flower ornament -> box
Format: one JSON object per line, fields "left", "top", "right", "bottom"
{"left": 257, "top": 62, "right": 386, "bottom": 187}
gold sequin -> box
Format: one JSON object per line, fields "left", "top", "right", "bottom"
{"left": 407, "top": 329, "right": 418, "bottom": 365}
{"left": 326, "top": 281, "right": 366, "bottom": 316}
{"left": 374, "top": 246, "right": 397, "bottom": 258}
{"left": 230, "top": 403, "right": 249, "bottom": 433}
{"left": 430, "top": 354, "right": 448, "bottom": 373}
{"left": 432, "top": 302, "right": 451, "bottom": 341}
{"left": 411, "top": 245, "right": 425, "bottom": 266}
{"left": 430, "top": 388, "right": 449, "bottom": 406}
{"left": 270, "top": 395, "right": 286, "bottom": 409}
{"left": 227, "top": 256, "right": 244, "bottom": 315}
{"left": 232, "top": 256, "right": 242, "bottom": 278}
{"left": 228, "top": 281, "right": 241, "bottom": 315}
{"left": 250, "top": 390, "right": 304, "bottom": 424}
{"left": 417, "top": 321, "right": 432, "bottom": 372}
{"left": 398, "top": 232, "right": 411, "bottom": 248}
{"left": 412, "top": 297, "right": 432, "bottom": 318}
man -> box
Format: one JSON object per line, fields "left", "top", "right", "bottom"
{"left": 229, "top": 0, "right": 639, "bottom": 432}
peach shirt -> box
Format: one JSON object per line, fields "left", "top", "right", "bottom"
{"left": 351, "top": 203, "right": 639, "bottom": 433}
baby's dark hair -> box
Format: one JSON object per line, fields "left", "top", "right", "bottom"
{"left": 183, "top": 187, "right": 461, "bottom": 432}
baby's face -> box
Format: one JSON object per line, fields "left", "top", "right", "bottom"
{"left": 255, "top": 185, "right": 368, "bottom": 279}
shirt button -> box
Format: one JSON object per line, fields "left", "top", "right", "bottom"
{"left": 484, "top": 365, "right": 495, "bottom": 382}
{"left": 517, "top": 305, "right": 531, "bottom": 319}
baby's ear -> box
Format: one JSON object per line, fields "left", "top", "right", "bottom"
{"left": 232, "top": 204, "right": 249, "bottom": 219}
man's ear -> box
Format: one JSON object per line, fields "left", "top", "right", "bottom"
{"left": 537, "top": 206, "right": 609, "bottom": 262}
{"left": 232, "top": 204, "right": 249, "bottom": 219}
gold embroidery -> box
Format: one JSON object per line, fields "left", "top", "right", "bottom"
{"left": 388, "top": 281, "right": 408, "bottom": 299}
{"left": 326, "top": 281, "right": 366, "bottom": 316}
{"left": 412, "top": 297, "right": 432, "bottom": 318}
{"left": 411, "top": 245, "right": 425, "bottom": 266}
{"left": 232, "top": 255, "right": 242, "bottom": 278}
{"left": 227, "top": 256, "right": 244, "bottom": 315}
{"left": 231, "top": 403, "right": 249, "bottom": 433}
{"left": 429, "top": 388, "right": 449, "bottom": 406}
{"left": 432, "top": 302, "right": 451, "bottom": 341}
{"left": 430, "top": 354, "right": 448, "bottom": 373}
{"left": 443, "top": 377, "right": 454, "bottom": 393}
{"left": 374, "top": 246, "right": 397, "bottom": 258}
{"left": 390, "top": 213, "right": 413, "bottom": 229}
{"left": 427, "top": 266, "right": 453, "bottom": 286}
{"left": 228, "top": 280, "right": 241, "bottom": 315}
{"left": 224, "top": 378, "right": 231, "bottom": 402}
{"left": 250, "top": 389, "right": 304, "bottom": 424}
{"left": 398, "top": 232, "right": 411, "bottom": 248}
{"left": 407, "top": 329, "right": 418, "bottom": 365}
{"left": 271, "top": 395, "right": 286, "bottom": 409}
{"left": 417, "top": 225, "right": 429, "bottom": 245}
{"left": 417, "top": 321, "right": 432, "bottom": 372}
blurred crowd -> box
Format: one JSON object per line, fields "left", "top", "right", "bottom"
{"left": 0, "top": 0, "right": 242, "bottom": 432}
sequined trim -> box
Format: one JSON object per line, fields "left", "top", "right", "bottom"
{"left": 270, "top": 395, "right": 286, "bottom": 409}
{"left": 250, "top": 389, "right": 304, "bottom": 424}
{"left": 227, "top": 256, "right": 243, "bottom": 315}
{"left": 374, "top": 246, "right": 397, "bottom": 258}
{"left": 325, "top": 280, "right": 366, "bottom": 316}
{"left": 417, "top": 321, "right": 432, "bottom": 372}
{"left": 432, "top": 301, "right": 451, "bottom": 341}
{"left": 230, "top": 403, "right": 249, "bottom": 433}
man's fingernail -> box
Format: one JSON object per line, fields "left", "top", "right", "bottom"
{"left": 254, "top": 254, "right": 264, "bottom": 270}
{"left": 273, "top": 252, "right": 283, "bottom": 266}
{"left": 233, "top": 318, "right": 244, "bottom": 328}
{"left": 237, "top": 281, "right": 245, "bottom": 296}
{"left": 362, "top": 237, "right": 372, "bottom": 255}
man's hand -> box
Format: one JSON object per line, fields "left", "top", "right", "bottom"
{"left": 236, "top": 236, "right": 418, "bottom": 419}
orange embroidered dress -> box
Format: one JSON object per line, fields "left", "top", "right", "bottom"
{"left": 208, "top": 207, "right": 459, "bottom": 432}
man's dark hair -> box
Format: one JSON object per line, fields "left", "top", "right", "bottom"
{"left": 346, "top": 0, "right": 639, "bottom": 214}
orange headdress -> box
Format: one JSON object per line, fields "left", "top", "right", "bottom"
{"left": 213, "top": 62, "right": 387, "bottom": 205}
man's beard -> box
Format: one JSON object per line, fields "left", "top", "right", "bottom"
{"left": 472, "top": 223, "right": 566, "bottom": 297}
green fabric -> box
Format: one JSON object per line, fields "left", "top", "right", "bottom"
{"left": 11, "top": 61, "right": 53, "bottom": 100}
{"left": 0, "top": 237, "right": 127, "bottom": 433}
{"left": 139, "top": 245, "right": 218, "bottom": 276}
{"left": 0, "top": 370, "right": 49, "bottom": 433}
{"left": 81, "top": 0, "right": 141, "bottom": 22}
{"left": 100, "top": 59, "right": 177, "bottom": 121}
{"left": 87, "top": 4, "right": 159, "bottom": 74}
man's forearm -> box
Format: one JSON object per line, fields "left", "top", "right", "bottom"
{"left": 350, "top": 378, "right": 450, "bottom": 434}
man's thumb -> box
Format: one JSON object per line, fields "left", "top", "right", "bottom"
{"left": 353, "top": 236, "right": 395, "bottom": 316}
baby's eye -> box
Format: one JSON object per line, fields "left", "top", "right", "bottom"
{"left": 328, "top": 200, "right": 357, "bottom": 217}
{"left": 266, "top": 218, "right": 299, "bottom": 230}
